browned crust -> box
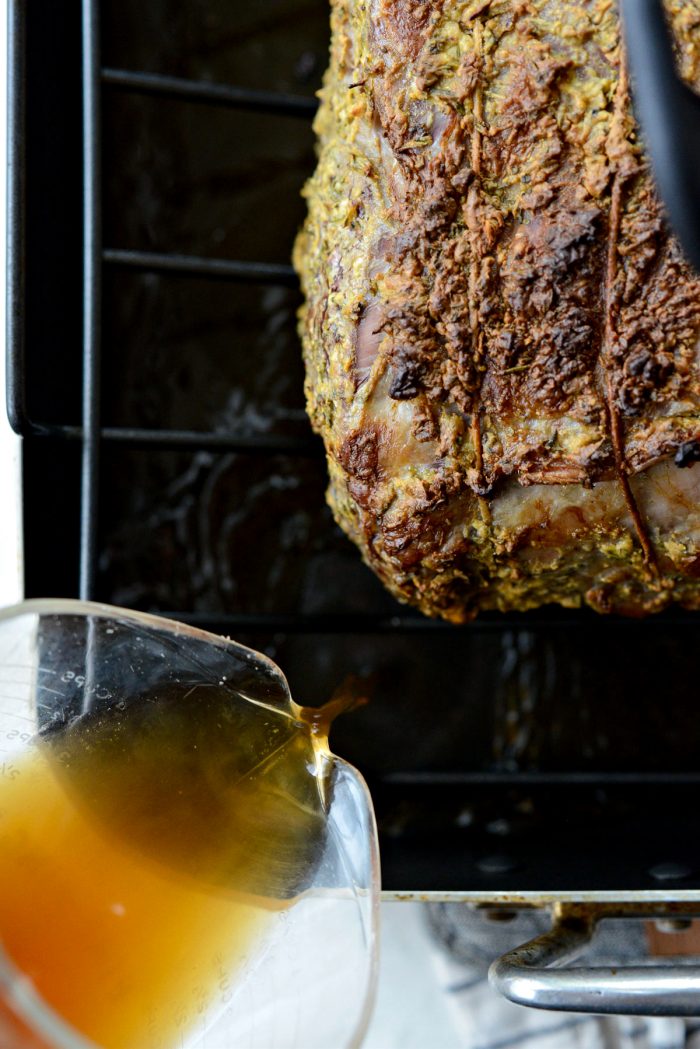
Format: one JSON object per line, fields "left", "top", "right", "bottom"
{"left": 295, "top": 0, "right": 700, "bottom": 620}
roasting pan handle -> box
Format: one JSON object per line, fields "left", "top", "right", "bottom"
{"left": 620, "top": 0, "right": 700, "bottom": 272}
{"left": 489, "top": 910, "right": 700, "bottom": 1016}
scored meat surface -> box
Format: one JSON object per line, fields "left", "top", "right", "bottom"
{"left": 294, "top": 0, "right": 700, "bottom": 621}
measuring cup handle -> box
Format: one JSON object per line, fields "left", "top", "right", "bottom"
{"left": 489, "top": 911, "right": 700, "bottom": 1016}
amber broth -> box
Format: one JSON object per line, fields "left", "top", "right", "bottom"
{"left": 0, "top": 684, "right": 329, "bottom": 1049}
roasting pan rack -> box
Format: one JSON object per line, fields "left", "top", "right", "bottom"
{"left": 6, "top": 0, "right": 700, "bottom": 905}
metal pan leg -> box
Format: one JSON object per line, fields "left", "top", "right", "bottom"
{"left": 490, "top": 906, "right": 700, "bottom": 1017}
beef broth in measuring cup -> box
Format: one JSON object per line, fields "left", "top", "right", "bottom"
{"left": 0, "top": 602, "right": 379, "bottom": 1049}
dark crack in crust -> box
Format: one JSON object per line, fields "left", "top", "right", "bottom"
{"left": 294, "top": 0, "right": 700, "bottom": 622}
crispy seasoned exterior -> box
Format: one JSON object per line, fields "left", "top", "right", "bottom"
{"left": 294, "top": 0, "right": 700, "bottom": 620}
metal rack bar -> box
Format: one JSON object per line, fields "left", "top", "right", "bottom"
{"left": 101, "top": 67, "right": 318, "bottom": 118}
{"left": 79, "top": 0, "right": 102, "bottom": 601}
{"left": 383, "top": 770, "right": 700, "bottom": 786}
{"left": 13, "top": 420, "right": 321, "bottom": 456}
{"left": 6, "top": 0, "right": 26, "bottom": 435}
{"left": 103, "top": 248, "right": 299, "bottom": 286}
{"left": 162, "top": 609, "right": 700, "bottom": 634}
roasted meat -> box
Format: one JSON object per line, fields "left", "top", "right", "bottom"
{"left": 294, "top": 0, "right": 700, "bottom": 620}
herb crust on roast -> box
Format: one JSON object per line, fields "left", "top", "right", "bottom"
{"left": 294, "top": 0, "right": 700, "bottom": 621}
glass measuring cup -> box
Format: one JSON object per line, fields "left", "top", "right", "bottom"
{"left": 0, "top": 599, "right": 380, "bottom": 1049}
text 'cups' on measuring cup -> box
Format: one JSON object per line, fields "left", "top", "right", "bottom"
{"left": 0, "top": 599, "right": 380, "bottom": 1049}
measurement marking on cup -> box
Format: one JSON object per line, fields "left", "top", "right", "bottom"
{"left": 0, "top": 697, "right": 34, "bottom": 709}
{"left": 0, "top": 698, "right": 35, "bottom": 710}
{"left": 0, "top": 711, "right": 34, "bottom": 723}
{"left": 0, "top": 664, "right": 52, "bottom": 673}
